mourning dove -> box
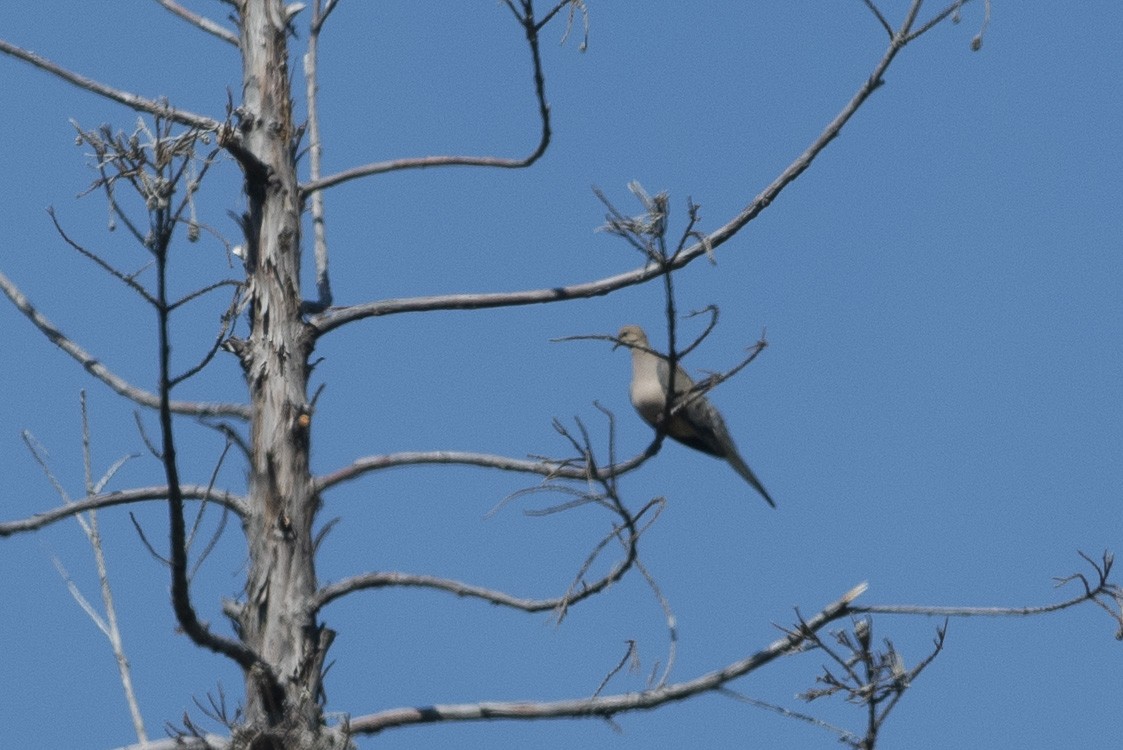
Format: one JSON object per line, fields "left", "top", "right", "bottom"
{"left": 615, "top": 325, "right": 775, "bottom": 507}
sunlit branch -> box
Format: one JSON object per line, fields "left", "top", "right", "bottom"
{"left": 313, "top": 450, "right": 645, "bottom": 493}
{"left": 73, "top": 392, "right": 148, "bottom": 744}
{"left": 0, "top": 39, "right": 223, "bottom": 132}
{"left": 300, "top": 0, "right": 552, "bottom": 195}
{"left": 0, "top": 485, "right": 247, "bottom": 537}
{"left": 345, "top": 583, "right": 869, "bottom": 734}
{"left": 313, "top": 567, "right": 617, "bottom": 615}
{"left": 308, "top": 5, "right": 942, "bottom": 337}
{"left": 313, "top": 495, "right": 660, "bottom": 617}
{"left": 852, "top": 551, "right": 1118, "bottom": 620}
{"left": 316, "top": 415, "right": 658, "bottom": 619}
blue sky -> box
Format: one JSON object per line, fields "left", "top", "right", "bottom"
{"left": 1, "top": 2, "right": 1120, "bottom": 748}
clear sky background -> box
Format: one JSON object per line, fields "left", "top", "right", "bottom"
{"left": 1, "top": 2, "right": 1120, "bottom": 748}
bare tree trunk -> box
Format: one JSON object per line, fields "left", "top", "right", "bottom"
{"left": 231, "top": 0, "right": 331, "bottom": 744}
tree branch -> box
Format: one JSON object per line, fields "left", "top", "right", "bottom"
{"left": 313, "top": 0, "right": 343, "bottom": 33}
{"left": 0, "top": 270, "right": 251, "bottom": 419}
{"left": 861, "top": 0, "right": 893, "bottom": 37}
{"left": 315, "top": 420, "right": 659, "bottom": 620}
{"left": 299, "top": 0, "right": 552, "bottom": 195}
{"left": 73, "top": 393, "right": 148, "bottom": 744}
{"left": 313, "top": 566, "right": 630, "bottom": 615}
{"left": 852, "top": 551, "right": 1118, "bottom": 620}
{"left": 345, "top": 583, "right": 868, "bottom": 734}
{"left": 314, "top": 491, "right": 654, "bottom": 622}
{"left": 314, "top": 450, "right": 644, "bottom": 493}
{"left": 307, "top": 7, "right": 929, "bottom": 337}
{"left": 0, "top": 38, "right": 224, "bottom": 132}
{"left": 46, "top": 207, "right": 157, "bottom": 307}
{"left": 154, "top": 206, "right": 260, "bottom": 674}
{"left": 0, "top": 485, "right": 246, "bottom": 537}
{"left": 152, "top": 0, "right": 240, "bottom": 47}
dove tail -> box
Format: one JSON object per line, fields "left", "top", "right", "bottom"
{"left": 726, "top": 451, "right": 776, "bottom": 508}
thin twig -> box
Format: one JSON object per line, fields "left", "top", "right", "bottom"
{"left": 79, "top": 394, "right": 149, "bottom": 743}
{"left": 47, "top": 207, "right": 157, "bottom": 305}
{"left": 168, "top": 279, "right": 242, "bottom": 312}
{"left": 29, "top": 396, "right": 149, "bottom": 743}
{"left": 592, "top": 641, "right": 636, "bottom": 698}
{"left": 861, "top": 0, "right": 893, "bottom": 37}
{"left": 187, "top": 440, "right": 235, "bottom": 581}
{"left": 717, "top": 689, "right": 860, "bottom": 744}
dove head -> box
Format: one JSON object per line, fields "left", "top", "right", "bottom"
{"left": 615, "top": 325, "right": 649, "bottom": 350}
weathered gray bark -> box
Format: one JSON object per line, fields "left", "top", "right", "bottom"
{"left": 227, "top": 1, "right": 333, "bottom": 746}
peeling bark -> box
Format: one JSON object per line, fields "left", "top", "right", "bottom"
{"left": 230, "top": 1, "right": 334, "bottom": 745}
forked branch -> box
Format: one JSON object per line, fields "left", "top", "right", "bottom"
{"left": 794, "top": 616, "right": 947, "bottom": 749}
{"left": 307, "top": 0, "right": 964, "bottom": 337}
{"left": 300, "top": 0, "right": 554, "bottom": 196}
{"left": 852, "top": 550, "right": 1120, "bottom": 634}
{"left": 315, "top": 419, "right": 661, "bottom": 620}
{"left": 346, "top": 583, "right": 868, "bottom": 734}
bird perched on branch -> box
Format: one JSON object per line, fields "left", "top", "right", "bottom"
{"left": 615, "top": 324, "right": 775, "bottom": 507}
